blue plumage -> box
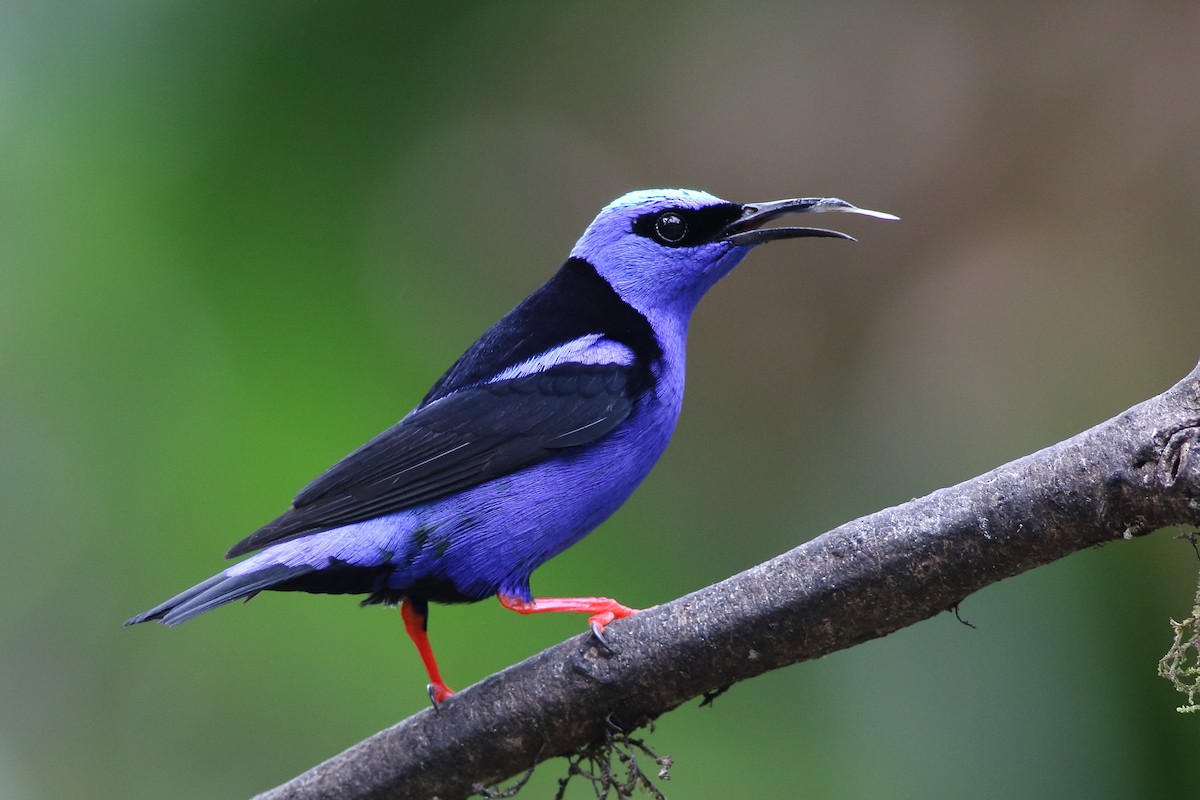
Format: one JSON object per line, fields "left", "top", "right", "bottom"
{"left": 126, "top": 188, "right": 896, "bottom": 702}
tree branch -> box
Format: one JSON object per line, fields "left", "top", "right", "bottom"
{"left": 253, "top": 362, "right": 1200, "bottom": 800}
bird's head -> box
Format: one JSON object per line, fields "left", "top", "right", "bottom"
{"left": 570, "top": 188, "right": 896, "bottom": 319}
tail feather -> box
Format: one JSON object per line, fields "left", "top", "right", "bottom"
{"left": 124, "top": 564, "right": 315, "bottom": 627}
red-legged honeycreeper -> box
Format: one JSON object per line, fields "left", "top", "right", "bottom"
{"left": 125, "top": 189, "right": 897, "bottom": 704}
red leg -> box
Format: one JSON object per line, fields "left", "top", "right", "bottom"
{"left": 497, "top": 593, "right": 640, "bottom": 642}
{"left": 400, "top": 597, "right": 454, "bottom": 705}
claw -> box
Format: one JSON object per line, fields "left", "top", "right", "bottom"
{"left": 589, "top": 618, "right": 613, "bottom": 653}
{"left": 427, "top": 682, "right": 454, "bottom": 711}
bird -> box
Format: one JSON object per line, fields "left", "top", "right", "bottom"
{"left": 125, "top": 188, "right": 897, "bottom": 704}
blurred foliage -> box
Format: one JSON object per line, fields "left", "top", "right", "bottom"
{"left": 2, "top": 1, "right": 1200, "bottom": 798}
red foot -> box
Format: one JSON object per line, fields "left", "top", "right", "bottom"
{"left": 497, "top": 594, "right": 640, "bottom": 638}
{"left": 400, "top": 598, "right": 455, "bottom": 706}
{"left": 426, "top": 681, "right": 455, "bottom": 705}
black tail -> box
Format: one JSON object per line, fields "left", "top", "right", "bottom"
{"left": 124, "top": 564, "right": 315, "bottom": 627}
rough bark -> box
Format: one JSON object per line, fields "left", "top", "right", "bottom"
{"left": 253, "top": 362, "right": 1200, "bottom": 800}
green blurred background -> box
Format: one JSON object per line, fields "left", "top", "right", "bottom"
{"left": 3, "top": 1, "right": 1200, "bottom": 797}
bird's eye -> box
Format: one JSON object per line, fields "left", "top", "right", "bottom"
{"left": 654, "top": 212, "right": 687, "bottom": 243}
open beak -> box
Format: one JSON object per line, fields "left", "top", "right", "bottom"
{"left": 722, "top": 197, "right": 899, "bottom": 246}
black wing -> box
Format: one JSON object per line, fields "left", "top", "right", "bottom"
{"left": 421, "top": 258, "right": 662, "bottom": 405}
{"left": 225, "top": 363, "right": 635, "bottom": 558}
